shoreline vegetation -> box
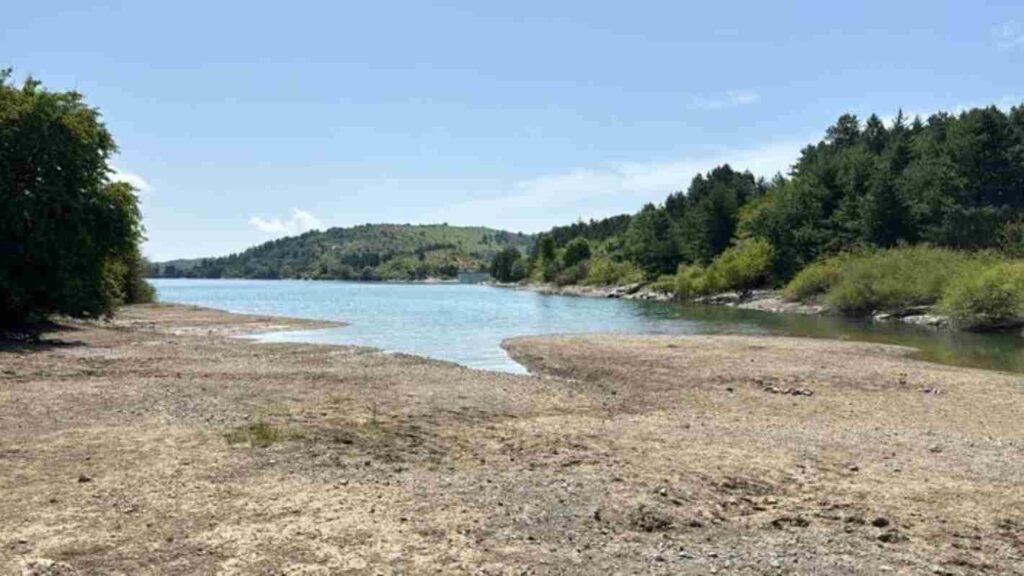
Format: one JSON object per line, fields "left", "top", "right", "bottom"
{"left": 3, "top": 303, "right": 1023, "bottom": 573}
{"left": 496, "top": 244, "right": 1024, "bottom": 333}
{"left": 485, "top": 104, "right": 1024, "bottom": 334}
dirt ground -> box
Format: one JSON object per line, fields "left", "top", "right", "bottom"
{"left": 1, "top": 303, "right": 1022, "bottom": 575}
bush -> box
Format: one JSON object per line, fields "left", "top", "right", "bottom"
{"left": 939, "top": 263, "right": 1024, "bottom": 329}
{"left": 648, "top": 275, "right": 677, "bottom": 294}
{"left": 1000, "top": 220, "right": 1024, "bottom": 258}
{"left": 783, "top": 255, "right": 848, "bottom": 301}
{"left": 674, "top": 265, "right": 707, "bottom": 300}
{"left": 710, "top": 238, "right": 774, "bottom": 294}
{"left": 584, "top": 257, "right": 644, "bottom": 286}
{"left": 823, "top": 246, "right": 987, "bottom": 315}
{"left": 555, "top": 262, "right": 589, "bottom": 286}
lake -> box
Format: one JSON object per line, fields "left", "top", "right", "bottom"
{"left": 151, "top": 278, "right": 1024, "bottom": 374}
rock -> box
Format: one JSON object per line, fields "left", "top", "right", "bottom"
{"left": 607, "top": 282, "right": 646, "bottom": 298}
{"left": 762, "top": 384, "right": 813, "bottom": 397}
{"left": 21, "top": 559, "right": 79, "bottom": 575}
{"left": 878, "top": 529, "right": 908, "bottom": 543}
{"left": 770, "top": 515, "right": 810, "bottom": 529}
{"left": 77, "top": 474, "right": 91, "bottom": 483}
{"left": 901, "top": 314, "right": 949, "bottom": 328}
{"left": 628, "top": 505, "right": 673, "bottom": 533}
{"left": 872, "top": 517, "right": 890, "bottom": 528}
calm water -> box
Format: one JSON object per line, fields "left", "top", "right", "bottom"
{"left": 151, "top": 279, "right": 1024, "bottom": 374}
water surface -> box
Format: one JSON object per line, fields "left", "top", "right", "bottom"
{"left": 152, "top": 279, "right": 1024, "bottom": 374}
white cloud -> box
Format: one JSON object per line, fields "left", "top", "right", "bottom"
{"left": 249, "top": 208, "right": 324, "bottom": 236}
{"left": 421, "top": 139, "right": 804, "bottom": 233}
{"left": 110, "top": 166, "right": 151, "bottom": 193}
{"left": 690, "top": 90, "right": 760, "bottom": 110}
{"left": 994, "top": 20, "right": 1024, "bottom": 50}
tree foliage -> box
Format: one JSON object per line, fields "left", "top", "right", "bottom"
{"left": 508, "top": 102, "right": 1024, "bottom": 296}
{"left": 1, "top": 70, "right": 151, "bottom": 329}
{"left": 490, "top": 246, "right": 526, "bottom": 283}
{"left": 154, "top": 224, "right": 533, "bottom": 281}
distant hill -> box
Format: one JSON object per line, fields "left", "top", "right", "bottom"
{"left": 150, "top": 224, "right": 534, "bottom": 281}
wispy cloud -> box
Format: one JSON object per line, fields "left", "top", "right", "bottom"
{"left": 249, "top": 208, "right": 324, "bottom": 235}
{"left": 994, "top": 20, "right": 1024, "bottom": 50}
{"left": 690, "top": 90, "right": 760, "bottom": 110}
{"left": 421, "top": 139, "right": 803, "bottom": 233}
{"left": 110, "top": 166, "right": 151, "bottom": 193}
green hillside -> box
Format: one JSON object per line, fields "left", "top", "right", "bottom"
{"left": 152, "top": 224, "right": 533, "bottom": 281}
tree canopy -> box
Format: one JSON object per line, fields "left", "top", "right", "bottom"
{"left": 1, "top": 69, "right": 152, "bottom": 330}
{"left": 497, "top": 103, "right": 1024, "bottom": 289}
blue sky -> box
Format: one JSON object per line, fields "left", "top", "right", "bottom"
{"left": 4, "top": 1, "right": 1023, "bottom": 260}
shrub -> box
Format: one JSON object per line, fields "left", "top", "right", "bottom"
{"left": 674, "top": 265, "right": 707, "bottom": 300}
{"left": 584, "top": 256, "right": 644, "bottom": 286}
{"left": 1000, "top": 220, "right": 1024, "bottom": 258}
{"left": 783, "top": 255, "right": 848, "bottom": 301}
{"left": 710, "top": 238, "right": 775, "bottom": 295}
{"left": 554, "top": 262, "right": 589, "bottom": 286}
{"left": 648, "top": 275, "right": 677, "bottom": 294}
{"left": 939, "top": 263, "right": 1024, "bottom": 329}
{"left": 821, "top": 246, "right": 998, "bottom": 315}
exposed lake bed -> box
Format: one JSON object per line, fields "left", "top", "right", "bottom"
{"left": 2, "top": 303, "right": 1023, "bottom": 574}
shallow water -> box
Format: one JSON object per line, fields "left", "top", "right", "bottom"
{"left": 151, "top": 279, "right": 1024, "bottom": 374}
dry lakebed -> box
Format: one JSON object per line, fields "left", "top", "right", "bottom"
{"left": 1, "top": 303, "right": 1022, "bottom": 574}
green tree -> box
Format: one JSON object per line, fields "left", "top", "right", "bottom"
{"left": 624, "top": 204, "right": 679, "bottom": 276}
{"left": 562, "top": 237, "right": 591, "bottom": 267}
{"left": 1, "top": 70, "right": 151, "bottom": 330}
{"left": 489, "top": 246, "right": 525, "bottom": 282}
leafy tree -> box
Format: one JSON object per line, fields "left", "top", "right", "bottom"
{"left": 538, "top": 234, "right": 556, "bottom": 262}
{"left": 562, "top": 237, "right": 591, "bottom": 267}
{"left": 1, "top": 70, "right": 151, "bottom": 330}
{"left": 676, "top": 165, "right": 760, "bottom": 264}
{"left": 489, "top": 246, "right": 525, "bottom": 283}
{"left": 624, "top": 204, "right": 679, "bottom": 276}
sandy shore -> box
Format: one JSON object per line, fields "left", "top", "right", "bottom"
{"left": 2, "top": 303, "right": 1022, "bottom": 574}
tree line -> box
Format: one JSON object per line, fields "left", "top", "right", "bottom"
{"left": 1, "top": 70, "right": 153, "bottom": 333}
{"left": 492, "top": 104, "right": 1024, "bottom": 290}
{"left": 153, "top": 224, "right": 533, "bottom": 281}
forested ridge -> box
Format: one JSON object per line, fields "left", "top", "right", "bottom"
{"left": 486, "top": 103, "right": 1024, "bottom": 327}
{"left": 152, "top": 224, "right": 532, "bottom": 281}
{"left": 490, "top": 106, "right": 1024, "bottom": 283}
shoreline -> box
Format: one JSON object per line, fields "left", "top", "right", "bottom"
{"left": 496, "top": 281, "right": 964, "bottom": 330}
{"left": 2, "top": 303, "right": 1023, "bottom": 573}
